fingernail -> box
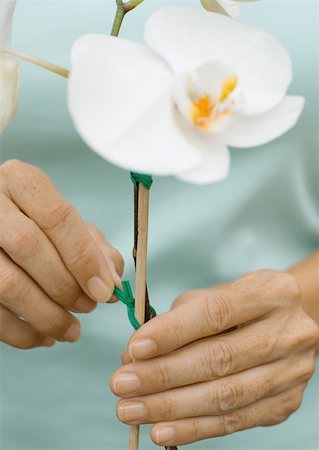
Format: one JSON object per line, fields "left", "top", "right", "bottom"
{"left": 87, "top": 276, "right": 113, "bottom": 302}
{"left": 113, "top": 373, "right": 141, "bottom": 395}
{"left": 42, "top": 337, "right": 56, "bottom": 347}
{"left": 155, "top": 427, "right": 176, "bottom": 445}
{"left": 128, "top": 339, "right": 156, "bottom": 360}
{"left": 63, "top": 323, "right": 81, "bottom": 343}
{"left": 74, "top": 294, "right": 94, "bottom": 312}
{"left": 117, "top": 402, "right": 146, "bottom": 424}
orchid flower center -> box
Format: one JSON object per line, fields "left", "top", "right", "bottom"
{"left": 174, "top": 62, "right": 240, "bottom": 134}
{"left": 190, "top": 73, "right": 238, "bottom": 132}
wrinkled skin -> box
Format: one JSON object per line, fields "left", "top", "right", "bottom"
{"left": 0, "top": 160, "right": 124, "bottom": 348}
{"left": 111, "top": 270, "right": 319, "bottom": 447}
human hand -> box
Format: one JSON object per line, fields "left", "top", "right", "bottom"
{"left": 0, "top": 160, "right": 124, "bottom": 349}
{"left": 110, "top": 270, "right": 319, "bottom": 447}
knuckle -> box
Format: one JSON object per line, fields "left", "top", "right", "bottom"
{"left": 42, "top": 311, "right": 72, "bottom": 338}
{"left": 207, "top": 340, "right": 234, "bottom": 378}
{"left": 0, "top": 159, "right": 25, "bottom": 178}
{"left": 51, "top": 274, "right": 78, "bottom": 305}
{"left": 278, "top": 388, "right": 304, "bottom": 421}
{"left": 156, "top": 363, "right": 173, "bottom": 390}
{"left": 16, "top": 334, "right": 40, "bottom": 350}
{"left": 293, "top": 315, "right": 319, "bottom": 349}
{"left": 201, "top": 292, "right": 230, "bottom": 334}
{"left": 305, "top": 319, "right": 319, "bottom": 346}
{"left": 0, "top": 265, "right": 21, "bottom": 298}
{"left": 189, "top": 418, "right": 201, "bottom": 442}
{"left": 281, "top": 272, "right": 301, "bottom": 302}
{"left": 8, "top": 222, "right": 40, "bottom": 260}
{"left": 160, "top": 394, "right": 175, "bottom": 419}
{"left": 171, "top": 290, "right": 198, "bottom": 309}
{"left": 303, "top": 359, "right": 316, "bottom": 380}
{"left": 215, "top": 380, "right": 242, "bottom": 412}
{"left": 220, "top": 411, "right": 243, "bottom": 436}
{"left": 40, "top": 201, "right": 75, "bottom": 232}
{"left": 242, "top": 268, "right": 276, "bottom": 285}
{"left": 67, "top": 241, "right": 95, "bottom": 272}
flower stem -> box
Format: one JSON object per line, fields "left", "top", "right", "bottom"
{"left": 0, "top": 47, "right": 69, "bottom": 78}
{"left": 110, "top": 0, "right": 144, "bottom": 36}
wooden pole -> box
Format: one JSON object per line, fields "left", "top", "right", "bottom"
{"left": 129, "top": 184, "right": 149, "bottom": 450}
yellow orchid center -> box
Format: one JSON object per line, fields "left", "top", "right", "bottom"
{"left": 190, "top": 73, "right": 238, "bottom": 132}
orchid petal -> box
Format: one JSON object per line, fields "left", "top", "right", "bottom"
{"left": 69, "top": 34, "right": 174, "bottom": 149}
{"left": 177, "top": 142, "right": 230, "bottom": 184}
{"left": 68, "top": 34, "right": 200, "bottom": 175}
{"left": 103, "top": 92, "right": 202, "bottom": 175}
{"left": 145, "top": 7, "right": 292, "bottom": 114}
{"left": 225, "top": 96, "right": 305, "bottom": 148}
{"left": 176, "top": 121, "right": 230, "bottom": 184}
{"left": 0, "top": 56, "right": 19, "bottom": 133}
{"left": 0, "top": 0, "right": 16, "bottom": 46}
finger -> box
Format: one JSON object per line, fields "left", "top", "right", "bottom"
{"left": 127, "top": 270, "right": 299, "bottom": 360}
{"left": 87, "top": 223, "right": 124, "bottom": 279}
{"left": 132, "top": 271, "right": 297, "bottom": 359}
{"left": 115, "top": 356, "right": 312, "bottom": 424}
{"left": 0, "top": 250, "right": 81, "bottom": 342}
{"left": 87, "top": 223, "right": 124, "bottom": 303}
{"left": 0, "top": 194, "right": 95, "bottom": 313}
{"left": 0, "top": 304, "right": 56, "bottom": 349}
{"left": 150, "top": 384, "right": 307, "bottom": 446}
{"left": 121, "top": 350, "right": 132, "bottom": 366}
{"left": 170, "top": 285, "right": 229, "bottom": 310}
{"left": 1, "top": 160, "right": 117, "bottom": 302}
{"left": 111, "top": 315, "right": 313, "bottom": 397}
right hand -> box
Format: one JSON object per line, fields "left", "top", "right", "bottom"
{"left": 0, "top": 160, "right": 124, "bottom": 349}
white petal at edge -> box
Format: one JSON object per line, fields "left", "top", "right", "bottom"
{"left": 145, "top": 7, "right": 292, "bottom": 115}
{"left": 68, "top": 34, "right": 173, "bottom": 153}
{"left": 102, "top": 91, "right": 201, "bottom": 176}
{"left": 176, "top": 123, "right": 230, "bottom": 184}
{"left": 219, "top": 0, "right": 240, "bottom": 18}
{"left": 225, "top": 96, "right": 305, "bottom": 148}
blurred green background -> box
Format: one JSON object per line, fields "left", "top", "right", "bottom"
{"left": 0, "top": 0, "right": 318, "bottom": 449}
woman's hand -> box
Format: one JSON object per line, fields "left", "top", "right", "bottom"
{"left": 110, "top": 270, "right": 319, "bottom": 447}
{"left": 0, "top": 160, "right": 124, "bottom": 349}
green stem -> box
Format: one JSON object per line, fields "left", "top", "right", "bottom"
{"left": 110, "top": 0, "right": 144, "bottom": 37}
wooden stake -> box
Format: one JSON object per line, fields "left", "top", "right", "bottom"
{"left": 129, "top": 184, "right": 150, "bottom": 450}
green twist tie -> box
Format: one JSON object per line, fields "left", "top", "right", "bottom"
{"left": 130, "top": 172, "right": 153, "bottom": 190}
{"left": 113, "top": 281, "right": 157, "bottom": 330}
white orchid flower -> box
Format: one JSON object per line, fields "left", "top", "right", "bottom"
{"left": 68, "top": 7, "right": 304, "bottom": 185}
{"left": 0, "top": 0, "right": 19, "bottom": 134}
{"left": 201, "top": 0, "right": 258, "bottom": 18}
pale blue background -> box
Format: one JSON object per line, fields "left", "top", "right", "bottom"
{"left": 0, "top": 1, "right": 318, "bottom": 449}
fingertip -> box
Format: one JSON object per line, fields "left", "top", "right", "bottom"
{"left": 87, "top": 276, "right": 114, "bottom": 303}
{"left": 42, "top": 336, "right": 56, "bottom": 347}
{"left": 73, "top": 294, "right": 97, "bottom": 312}
{"left": 121, "top": 350, "right": 132, "bottom": 365}
{"left": 128, "top": 338, "right": 157, "bottom": 360}
{"left": 151, "top": 424, "right": 176, "bottom": 446}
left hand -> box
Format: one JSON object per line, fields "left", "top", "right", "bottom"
{"left": 110, "top": 270, "right": 319, "bottom": 447}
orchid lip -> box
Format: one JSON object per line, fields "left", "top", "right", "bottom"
{"left": 173, "top": 61, "right": 239, "bottom": 134}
